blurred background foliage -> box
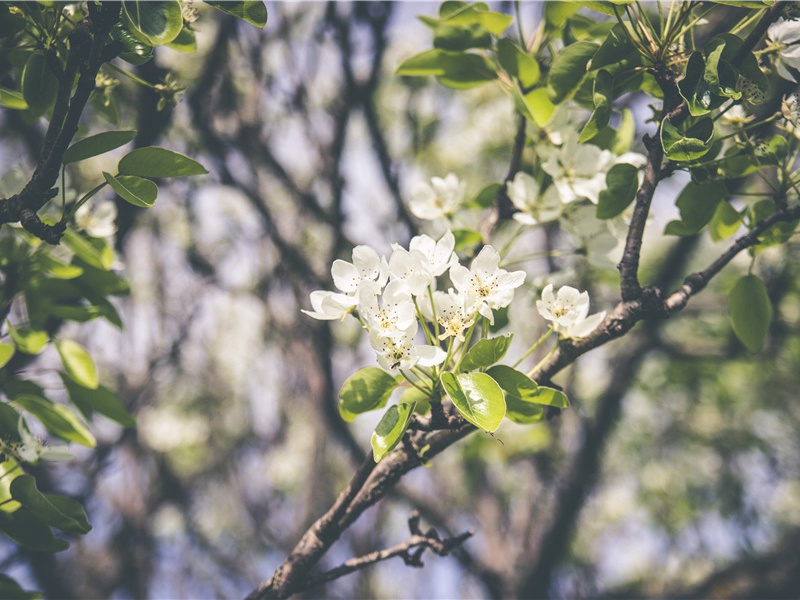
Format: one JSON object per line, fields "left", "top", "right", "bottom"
{"left": 1, "top": 1, "right": 800, "bottom": 598}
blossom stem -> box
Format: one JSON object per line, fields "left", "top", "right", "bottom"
{"left": 401, "top": 372, "right": 432, "bottom": 398}
{"left": 427, "top": 285, "right": 439, "bottom": 340}
{"left": 454, "top": 316, "right": 480, "bottom": 372}
{"left": 68, "top": 180, "right": 108, "bottom": 219}
{"left": 527, "top": 342, "right": 559, "bottom": 379}
{"left": 513, "top": 327, "right": 554, "bottom": 369}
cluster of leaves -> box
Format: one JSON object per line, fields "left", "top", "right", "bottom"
{"left": 0, "top": 1, "right": 266, "bottom": 595}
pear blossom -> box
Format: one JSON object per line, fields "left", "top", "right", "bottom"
{"left": 359, "top": 280, "right": 417, "bottom": 340}
{"left": 301, "top": 290, "right": 359, "bottom": 321}
{"left": 449, "top": 245, "right": 526, "bottom": 324}
{"left": 389, "top": 231, "right": 457, "bottom": 295}
{"left": 561, "top": 204, "right": 619, "bottom": 268}
{"left": 542, "top": 131, "right": 646, "bottom": 205}
{"left": 10, "top": 418, "right": 73, "bottom": 464}
{"left": 429, "top": 289, "right": 475, "bottom": 342}
{"left": 75, "top": 200, "right": 117, "bottom": 238}
{"left": 506, "top": 172, "right": 563, "bottom": 225}
{"left": 537, "top": 283, "right": 606, "bottom": 339}
{"left": 767, "top": 18, "right": 800, "bottom": 82}
{"left": 369, "top": 326, "right": 446, "bottom": 373}
{"left": 331, "top": 245, "right": 388, "bottom": 295}
{"left": 408, "top": 173, "right": 466, "bottom": 220}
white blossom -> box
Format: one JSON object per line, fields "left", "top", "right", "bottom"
{"left": 389, "top": 231, "right": 457, "bottom": 295}
{"left": 542, "top": 131, "right": 646, "bottom": 205}
{"left": 449, "top": 245, "right": 526, "bottom": 324}
{"left": 301, "top": 290, "right": 358, "bottom": 321}
{"left": 359, "top": 280, "right": 417, "bottom": 340}
{"left": 75, "top": 201, "right": 117, "bottom": 239}
{"left": 369, "top": 326, "right": 446, "bottom": 373}
{"left": 506, "top": 172, "right": 563, "bottom": 225}
{"left": 767, "top": 18, "right": 800, "bottom": 82}
{"left": 408, "top": 173, "right": 466, "bottom": 220}
{"left": 561, "top": 204, "right": 620, "bottom": 268}
{"left": 537, "top": 283, "right": 606, "bottom": 339}
{"left": 331, "top": 245, "right": 388, "bottom": 295}
{"left": 13, "top": 419, "right": 73, "bottom": 464}
{"left": 429, "top": 289, "right": 475, "bottom": 342}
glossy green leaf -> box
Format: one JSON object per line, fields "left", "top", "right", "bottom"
{"left": 55, "top": 339, "right": 98, "bottom": 390}
{"left": 596, "top": 163, "right": 639, "bottom": 219}
{"left": 709, "top": 200, "right": 741, "bottom": 242}
{"left": 436, "top": 2, "right": 512, "bottom": 35}
{"left": 0, "top": 342, "right": 14, "bottom": 368}
{"left": 64, "top": 130, "right": 137, "bottom": 164}
{"left": 433, "top": 22, "right": 492, "bottom": 51}
{"left": 664, "top": 180, "right": 727, "bottom": 236}
{"left": 205, "top": 1, "right": 268, "bottom": 28}
{"left": 660, "top": 116, "right": 714, "bottom": 162}
{"left": 547, "top": 41, "right": 599, "bottom": 104}
{"left": 704, "top": 41, "right": 740, "bottom": 100}
{"left": 530, "top": 386, "right": 570, "bottom": 408}
{"left": 338, "top": 367, "right": 399, "bottom": 422}
{"left": 103, "top": 172, "right": 158, "bottom": 208}
{"left": 0, "top": 508, "right": 69, "bottom": 552}
{"left": 579, "top": 69, "right": 613, "bottom": 142}
{"left": 712, "top": 33, "right": 768, "bottom": 93}
{"left": 121, "top": 0, "right": 183, "bottom": 46}
{"left": 110, "top": 22, "right": 155, "bottom": 65}
{"left": 371, "top": 402, "right": 415, "bottom": 462}
{"left": 10, "top": 475, "right": 91, "bottom": 534}
{"left": 678, "top": 52, "right": 713, "bottom": 116}
{"left": 486, "top": 365, "right": 543, "bottom": 424}
{"left": 61, "top": 374, "right": 136, "bottom": 427}
{"left": 7, "top": 324, "right": 48, "bottom": 355}
{"left": 13, "top": 395, "right": 96, "bottom": 447}
{"left": 397, "top": 49, "right": 497, "bottom": 89}
{"left": 496, "top": 39, "right": 540, "bottom": 88}
{"left": 442, "top": 371, "right": 505, "bottom": 432}
{"left": 459, "top": 334, "right": 513, "bottom": 372}
{"left": 0, "top": 87, "right": 27, "bottom": 110}
{"left": 118, "top": 147, "right": 208, "bottom": 178}
{"left": 729, "top": 274, "right": 772, "bottom": 353}
{"left": 21, "top": 52, "right": 58, "bottom": 114}
{"left": 544, "top": 2, "right": 580, "bottom": 30}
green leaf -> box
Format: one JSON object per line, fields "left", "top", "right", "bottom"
{"left": 10, "top": 475, "right": 91, "bottom": 535}
{"left": 709, "top": 200, "right": 741, "bottom": 242}
{"left": 399, "top": 386, "right": 431, "bottom": 415}
{"left": 338, "top": 367, "right": 399, "bottom": 422}
{"left": 678, "top": 52, "right": 713, "bottom": 116}
{"left": 442, "top": 372, "right": 505, "bottom": 432}
{"left": 547, "top": 41, "right": 599, "bottom": 104}
{"left": 433, "top": 22, "right": 492, "bottom": 51}
{"left": 524, "top": 87, "right": 556, "bottom": 126}
{"left": 590, "top": 23, "right": 635, "bottom": 71}
{"left": 660, "top": 116, "right": 714, "bottom": 162}
{"left": 103, "top": 172, "right": 158, "bottom": 208}
{"left": 575, "top": 1, "right": 633, "bottom": 16}
{"left": 729, "top": 274, "right": 772, "bottom": 353}
{"left": 0, "top": 573, "right": 39, "bottom": 600}
{"left": 452, "top": 228, "right": 483, "bottom": 251}
{"left": 596, "top": 163, "right": 639, "bottom": 219}
{"left": 55, "top": 340, "right": 98, "bottom": 390}
{"left": 7, "top": 324, "right": 48, "bottom": 355}
{"left": 13, "top": 395, "right": 96, "bottom": 447}
{"left": 371, "top": 403, "right": 415, "bottom": 462}
{"left": 467, "top": 183, "right": 501, "bottom": 209}
{"left": 165, "top": 25, "right": 197, "bottom": 52}
{"left": 0, "top": 87, "right": 28, "bottom": 110}
{"left": 118, "top": 147, "right": 208, "bottom": 178}
{"left": 530, "top": 386, "right": 570, "bottom": 408}
{"left": 121, "top": 0, "right": 183, "bottom": 46}
{"left": 110, "top": 22, "right": 154, "bottom": 65}
{"left": 62, "top": 230, "right": 113, "bottom": 271}
{"left": 0, "top": 508, "right": 69, "bottom": 552}
{"left": 21, "top": 52, "right": 58, "bottom": 114}
{"left": 205, "top": 1, "right": 268, "bottom": 28}
{"left": 486, "top": 365, "right": 543, "bottom": 424}
{"left": 459, "top": 334, "right": 513, "bottom": 372}
{"left": 704, "top": 40, "right": 740, "bottom": 100}
{"left": 663, "top": 180, "right": 727, "bottom": 236}
{"left": 748, "top": 200, "right": 798, "bottom": 254}
{"left": 35, "top": 254, "right": 84, "bottom": 279}
{"left": 579, "top": 68, "right": 613, "bottom": 142}
{"left": 397, "top": 49, "right": 497, "bottom": 89}
{"left": 544, "top": 2, "right": 580, "bottom": 31}
{"left": 435, "top": 2, "right": 512, "bottom": 35}
{"left": 0, "top": 342, "right": 15, "bottom": 368}
{"left": 64, "top": 130, "right": 137, "bottom": 164}
{"left": 496, "top": 39, "right": 540, "bottom": 88}
{"left": 754, "top": 135, "right": 788, "bottom": 167}
{"left": 60, "top": 374, "right": 136, "bottom": 427}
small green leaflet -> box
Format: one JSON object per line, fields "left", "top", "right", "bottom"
{"left": 729, "top": 274, "right": 772, "bottom": 353}
{"left": 60, "top": 373, "right": 136, "bottom": 427}
{"left": 10, "top": 475, "right": 91, "bottom": 535}
{"left": 121, "top": 0, "right": 183, "bottom": 46}
{"left": 458, "top": 334, "right": 513, "bottom": 372}
{"left": 371, "top": 402, "right": 415, "bottom": 462}
{"left": 118, "top": 147, "right": 208, "bottom": 178}
{"left": 547, "top": 41, "right": 599, "bottom": 104}
{"left": 13, "top": 395, "right": 96, "bottom": 448}
{"left": 660, "top": 116, "right": 714, "bottom": 162}
{"left": 338, "top": 367, "right": 399, "bottom": 422}
{"left": 21, "top": 53, "right": 57, "bottom": 114}
{"left": 7, "top": 324, "right": 48, "bottom": 355}
{"left": 64, "top": 131, "right": 137, "bottom": 164}
{"left": 596, "top": 163, "right": 638, "bottom": 219}
{"left": 103, "top": 172, "right": 158, "bottom": 208}
{"left": 0, "top": 342, "right": 15, "bottom": 368}
{"left": 0, "top": 509, "right": 69, "bottom": 552}
{"left": 205, "top": 1, "right": 268, "bottom": 28}
{"left": 55, "top": 340, "right": 98, "bottom": 390}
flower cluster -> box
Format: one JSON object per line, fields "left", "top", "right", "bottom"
{"left": 303, "top": 231, "right": 526, "bottom": 373}
{"left": 536, "top": 284, "right": 606, "bottom": 339}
